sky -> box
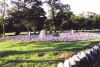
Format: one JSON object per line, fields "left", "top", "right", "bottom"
{"left": 42, "top": 0, "right": 100, "bottom": 16}
{"left": 1, "top": 0, "right": 100, "bottom": 17}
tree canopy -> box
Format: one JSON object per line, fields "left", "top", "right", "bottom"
{"left": 8, "top": 0, "right": 46, "bottom": 35}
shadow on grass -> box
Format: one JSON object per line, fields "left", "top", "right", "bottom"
{"left": 0, "top": 38, "right": 100, "bottom": 58}
{"left": 0, "top": 41, "right": 3, "bottom": 42}
{"left": 0, "top": 47, "right": 85, "bottom": 57}
{"left": 0, "top": 38, "right": 100, "bottom": 66}
{"left": 84, "top": 41, "right": 100, "bottom": 49}
{"left": 32, "top": 41, "right": 88, "bottom": 52}
{"left": 0, "top": 59, "right": 63, "bottom": 67}
{"left": 1, "top": 40, "right": 99, "bottom": 57}
{"left": 5, "top": 59, "right": 63, "bottom": 63}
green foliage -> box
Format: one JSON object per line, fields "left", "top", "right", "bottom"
{"left": 8, "top": 0, "right": 46, "bottom": 35}
{"left": 49, "top": 21, "right": 54, "bottom": 31}
{"left": 55, "top": 11, "right": 73, "bottom": 30}
{"left": 61, "top": 20, "right": 68, "bottom": 30}
{"left": 44, "top": 0, "right": 71, "bottom": 32}
{"left": 0, "top": 0, "right": 9, "bottom": 36}
{"left": 22, "top": 6, "right": 46, "bottom": 31}
{"left": 43, "top": 23, "right": 49, "bottom": 31}
{"left": 0, "top": 17, "right": 3, "bottom": 33}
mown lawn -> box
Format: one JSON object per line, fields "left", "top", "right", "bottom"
{"left": 0, "top": 31, "right": 100, "bottom": 67}
{"left": 0, "top": 38, "right": 100, "bottom": 67}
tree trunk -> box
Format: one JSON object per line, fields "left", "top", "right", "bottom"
{"left": 84, "top": 27, "right": 86, "bottom": 32}
{"left": 52, "top": 6, "right": 56, "bottom": 33}
{"left": 3, "top": 0, "right": 5, "bottom": 37}
{"left": 15, "top": 27, "right": 20, "bottom": 35}
{"left": 53, "top": 25, "right": 56, "bottom": 33}
{"left": 93, "top": 28, "right": 95, "bottom": 32}
{"left": 2, "top": 22, "right": 5, "bottom": 37}
{"left": 76, "top": 29, "right": 77, "bottom": 32}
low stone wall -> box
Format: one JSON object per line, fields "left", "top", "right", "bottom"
{"left": 57, "top": 43, "right": 100, "bottom": 67}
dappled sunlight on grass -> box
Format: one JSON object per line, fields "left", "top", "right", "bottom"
{"left": 0, "top": 37, "right": 100, "bottom": 66}
{"left": 5, "top": 32, "right": 15, "bottom": 36}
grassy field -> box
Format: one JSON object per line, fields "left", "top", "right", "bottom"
{"left": 0, "top": 31, "right": 100, "bottom": 67}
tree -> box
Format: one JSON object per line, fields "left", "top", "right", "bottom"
{"left": 8, "top": 0, "right": 46, "bottom": 35}
{"left": 0, "top": 0, "right": 9, "bottom": 36}
{"left": 78, "top": 12, "right": 86, "bottom": 30}
{"left": 0, "top": 17, "right": 3, "bottom": 34}
{"left": 95, "top": 15, "right": 100, "bottom": 29}
{"left": 43, "top": 22, "right": 50, "bottom": 31}
{"left": 22, "top": 6, "right": 46, "bottom": 31}
{"left": 55, "top": 10, "right": 73, "bottom": 30}
{"left": 9, "top": 0, "right": 28, "bottom": 35}
{"left": 69, "top": 15, "right": 79, "bottom": 31}
{"left": 44, "top": 0, "right": 70, "bottom": 32}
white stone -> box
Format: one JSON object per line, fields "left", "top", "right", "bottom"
{"left": 71, "top": 29, "right": 74, "bottom": 33}
{"left": 77, "top": 53, "right": 83, "bottom": 59}
{"left": 39, "top": 30, "right": 46, "bottom": 38}
{"left": 57, "top": 63, "right": 64, "bottom": 67}
{"left": 85, "top": 50, "right": 94, "bottom": 61}
{"left": 64, "top": 59, "right": 71, "bottom": 67}
{"left": 69, "top": 58, "right": 76, "bottom": 66}
{"left": 81, "top": 51, "right": 87, "bottom": 57}
{"left": 90, "top": 48, "right": 97, "bottom": 54}
{"left": 81, "top": 51, "right": 88, "bottom": 61}
{"left": 72, "top": 55, "right": 80, "bottom": 61}
{"left": 28, "top": 31, "right": 31, "bottom": 36}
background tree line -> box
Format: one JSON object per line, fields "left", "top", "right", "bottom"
{"left": 0, "top": 0, "right": 100, "bottom": 36}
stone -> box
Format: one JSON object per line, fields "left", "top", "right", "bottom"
{"left": 64, "top": 59, "right": 71, "bottom": 67}
{"left": 28, "top": 31, "right": 31, "bottom": 36}
{"left": 77, "top": 53, "right": 83, "bottom": 59}
{"left": 72, "top": 55, "right": 80, "bottom": 61}
{"left": 39, "top": 30, "right": 46, "bottom": 38}
{"left": 71, "top": 55, "right": 80, "bottom": 66}
{"left": 45, "top": 31, "right": 47, "bottom": 34}
{"left": 56, "top": 30, "right": 59, "bottom": 34}
{"left": 67, "top": 31, "right": 69, "bottom": 33}
{"left": 49, "top": 31, "right": 52, "bottom": 34}
{"left": 85, "top": 50, "right": 94, "bottom": 64}
{"left": 82, "top": 28, "right": 84, "bottom": 32}
{"left": 34, "top": 31, "right": 36, "bottom": 34}
{"left": 68, "top": 58, "right": 76, "bottom": 66}
{"left": 61, "top": 31, "right": 64, "bottom": 33}
{"left": 53, "top": 30, "right": 59, "bottom": 37}
{"left": 57, "top": 63, "right": 64, "bottom": 67}
{"left": 71, "top": 29, "right": 74, "bottom": 33}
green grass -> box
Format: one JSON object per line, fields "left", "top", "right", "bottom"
{"left": 0, "top": 37, "right": 100, "bottom": 67}
{"left": 0, "top": 29, "right": 100, "bottom": 37}
{"left": 0, "top": 30, "right": 100, "bottom": 67}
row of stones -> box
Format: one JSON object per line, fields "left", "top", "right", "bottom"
{"left": 57, "top": 43, "right": 100, "bottom": 67}
{"left": 28, "top": 29, "right": 74, "bottom": 34}
{"left": 28, "top": 30, "right": 74, "bottom": 37}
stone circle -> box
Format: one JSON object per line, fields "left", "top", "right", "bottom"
{"left": 0, "top": 32, "right": 100, "bottom": 42}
